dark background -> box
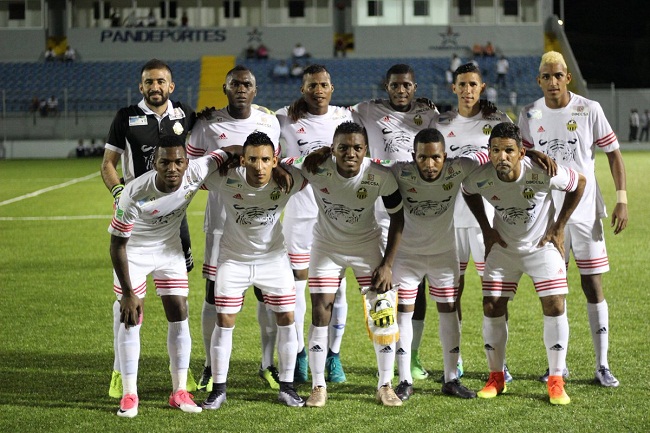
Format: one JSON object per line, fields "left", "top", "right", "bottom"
{"left": 559, "top": 0, "right": 650, "bottom": 88}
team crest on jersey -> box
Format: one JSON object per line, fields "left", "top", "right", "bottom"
{"left": 522, "top": 187, "right": 535, "bottom": 199}
{"left": 414, "top": 114, "right": 423, "bottom": 126}
{"left": 169, "top": 107, "right": 186, "bottom": 120}
{"left": 357, "top": 187, "right": 368, "bottom": 199}
{"left": 482, "top": 124, "right": 493, "bottom": 135}
{"left": 128, "top": 116, "right": 148, "bottom": 126}
{"left": 173, "top": 121, "right": 184, "bottom": 135}
{"left": 566, "top": 119, "right": 578, "bottom": 132}
{"left": 442, "top": 182, "right": 453, "bottom": 191}
{"left": 184, "top": 191, "right": 194, "bottom": 200}
{"left": 226, "top": 178, "right": 242, "bottom": 189}
{"left": 527, "top": 109, "right": 542, "bottom": 120}
{"left": 270, "top": 189, "right": 281, "bottom": 201}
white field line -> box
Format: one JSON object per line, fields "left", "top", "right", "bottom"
{"left": 0, "top": 211, "right": 205, "bottom": 221}
{"left": 0, "top": 172, "right": 101, "bottom": 207}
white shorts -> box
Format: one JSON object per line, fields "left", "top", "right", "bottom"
{"left": 455, "top": 227, "right": 485, "bottom": 276}
{"left": 113, "top": 246, "right": 188, "bottom": 299}
{"left": 393, "top": 251, "right": 459, "bottom": 304}
{"left": 282, "top": 215, "right": 316, "bottom": 270}
{"left": 308, "top": 239, "right": 383, "bottom": 294}
{"left": 482, "top": 243, "right": 569, "bottom": 299}
{"left": 564, "top": 220, "right": 609, "bottom": 275}
{"left": 202, "top": 232, "right": 223, "bottom": 281}
{"left": 215, "top": 255, "right": 296, "bottom": 314}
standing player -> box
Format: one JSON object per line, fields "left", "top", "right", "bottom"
{"left": 276, "top": 64, "right": 353, "bottom": 383}
{"left": 349, "top": 64, "right": 438, "bottom": 381}
{"left": 287, "top": 121, "right": 405, "bottom": 407}
{"left": 200, "top": 132, "right": 307, "bottom": 409}
{"left": 186, "top": 65, "right": 282, "bottom": 392}
{"left": 101, "top": 59, "right": 197, "bottom": 398}
{"left": 462, "top": 122, "right": 586, "bottom": 405}
{"left": 518, "top": 51, "right": 627, "bottom": 386}
{"left": 388, "top": 128, "right": 485, "bottom": 401}
{"left": 432, "top": 62, "right": 513, "bottom": 382}
{"left": 109, "top": 135, "right": 233, "bottom": 418}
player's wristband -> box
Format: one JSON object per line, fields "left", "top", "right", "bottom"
{"left": 111, "top": 184, "right": 124, "bottom": 199}
{"left": 616, "top": 190, "right": 627, "bottom": 204}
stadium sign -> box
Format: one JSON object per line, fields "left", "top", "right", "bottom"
{"left": 100, "top": 29, "right": 227, "bottom": 43}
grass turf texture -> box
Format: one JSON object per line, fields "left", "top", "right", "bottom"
{"left": 0, "top": 153, "right": 648, "bottom": 432}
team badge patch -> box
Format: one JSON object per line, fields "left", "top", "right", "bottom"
{"left": 566, "top": 119, "right": 578, "bottom": 132}
{"left": 270, "top": 190, "right": 281, "bottom": 201}
{"left": 356, "top": 187, "right": 368, "bottom": 199}
{"left": 522, "top": 187, "right": 535, "bottom": 199}
{"left": 173, "top": 121, "right": 184, "bottom": 135}
{"left": 414, "top": 114, "right": 423, "bottom": 126}
{"left": 128, "top": 116, "right": 147, "bottom": 126}
{"left": 443, "top": 182, "right": 453, "bottom": 191}
{"left": 482, "top": 124, "right": 493, "bottom": 135}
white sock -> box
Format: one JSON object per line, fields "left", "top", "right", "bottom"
{"left": 375, "top": 341, "right": 395, "bottom": 388}
{"left": 411, "top": 319, "right": 425, "bottom": 353}
{"left": 482, "top": 315, "right": 507, "bottom": 372}
{"left": 396, "top": 311, "right": 414, "bottom": 383}
{"left": 201, "top": 300, "right": 217, "bottom": 367}
{"left": 118, "top": 322, "right": 141, "bottom": 395}
{"left": 587, "top": 300, "right": 609, "bottom": 369}
{"left": 544, "top": 311, "right": 569, "bottom": 377}
{"left": 308, "top": 325, "right": 328, "bottom": 388}
{"left": 211, "top": 325, "right": 233, "bottom": 384}
{"left": 458, "top": 320, "right": 463, "bottom": 365}
{"left": 294, "top": 280, "right": 308, "bottom": 352}
{"left": 277, "top": 323, "right": 298, "bottom": 383}
{"left": 113, "top": 300, "right": 121, "bottom": 372}
{"left": 329, "top": 278, "right": 347, "bottom": 354}
{"left": 258, "top": 301, "right": 277, "bottom": 369}
{"left": 168, "top": 319, "right": 191, "bottom": 392}
{"left": 439, "top": 311, "right": 461, "bottom": 382}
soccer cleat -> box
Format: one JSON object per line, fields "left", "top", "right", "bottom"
{"left": 259, "top": 366, "right": 280, "bottom": 389}
{"left": 117, "top": 394, "right": 139, "bottom": 418}
{"left": 294, "top": 349, "right": 308, "bottom": 383}
{"left": 169, "top": 390, "right": 202, "bottom": 413}
{"left": 548, "top": 375, "right": 571, "bottom": 405}
{"left": 186, "top": 369, "right": 198, "bottom": 392}
{"left": 442, "top": 379, "right": 477, "bottom": 399}
{"left": 411, "top": 350, "right": 429, "bottom": 380}
{"left": 202, "top": 388, "right": 227, "bottom": 410}
{"left": 477, "top": 372, "right": 507, "bottom": 399}
{"left": 278, "top": 384, "right": 306, "bottom": 407}
{"left": 594, "top": 366, "right": 620, "bottom": 388}
{"left": 109, "top": 370, "right": 122, "bottom": 399}
{"left": 305, "top": 386, "right": 327, "bottom": 407}
{"left": 197, "top": 366, "right": 213, "bottom": 392}
{"left": 325, "top": 351, "right": 346, "bottom": 383}
{"left": 504, "top": 364, "right": 513, "bottom": 383}
{"left": 438, "top": 360, "right": 464, "bottom": 383}
{"left": 395, "top": 380, "right": 414, "bottom": 401}
{"left": 376, "top": 384, "right": 403, "bottom": 407}
{"left": 539, "top": 367, "right": 569, "bottom": 383}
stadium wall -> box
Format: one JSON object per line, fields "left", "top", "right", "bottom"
{"left": 0, "top": 29, "right": 46, "bottom": 61}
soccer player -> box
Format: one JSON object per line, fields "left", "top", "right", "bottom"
{"left": 200, "top": 131, "right": 308, "bottom": 409}
{"left": 431, "top": 62, "right": 513, "bottom": 382}
{"left": 287, "top": 121, "right": 405, "bottom": 407}
{"left": 388, "top": 128, "right": 486, "bottom": 401}
{"left": 101, "top": 58, "right": 197, "bottom": 398}
{"left": 276, "top": 64, "right": 353, "bottom": 384}
{"left": 186, "top": 65, "right": 283, "bottom": 392}
{"left": 518, "top": 51, "right": 627, "bottom": 386}
{"left": 462, "top": 122, "right": 586, "bottom": 405}
{"left": 109, "top": 135, "right": 233, "bottom": 418}
{"left": 349, "top": 64, "right": 438, "bottom": 381}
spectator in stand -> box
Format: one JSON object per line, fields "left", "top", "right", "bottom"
{"left": 445, "top": 69, "right": 453, "bottom": 86}
{"left": 39, "top": 99, "right": 48, "bottom": 117}
{"left": 640, "top": 109, "right": 650, "bottom": 142}
{"left": 334, "top": 37, "right": 346, "bottom": 57}
{"left": 495, "top": 55, "right": 509, "bottom": 88}
{"left": 44, "top": 48, "right": 56, "bottom": 62}
{"left": 245, "top": 46, "right": 256, "bottom": 59}
{"left": 472, "top": 43, "right": 483, "bottom": 58}
{"left": 110, "top": 8, "right": 121, "bottom": 27}
{"left": 272, "top": 60, "right": 290, "bottom": 81}
{"left": 290, "top": 63, "right": 303, "bottom": 79}
{"left": 256, "top": 44, "right": 269, "bottom": 60}
{"left": 76, "top": 139, "right": 86, "bottom": 158}
{"left": 29, "top": 96, "right": 40, "bottom": 113}
{"left": 485, "top": 86, "right": 497, "bottom": 105}
{"left": 450, "top": 54, "right": 462, "bottom": 73}
{"left": 484, "top": 42, "right": 495, "bottom": 57}
{"left": 46, "top": 95, "right": 59, "bottom": 116}
{"left": 629, "top": 109, "right": 640, "bottom": 142}
{"left": 64, "top": 46, "right": 76, "bottom": 62}
{"left": 181, "top": 12, "right": 188, "bottom": 26}
{"left": 292, "top": 43, "right": 309, "bottom": 60}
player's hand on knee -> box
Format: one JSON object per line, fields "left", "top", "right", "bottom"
{"left": 120, "top": 294, "right": 143, "bottom": 329}
{"left": 484, "top": 227, "right": 507, "bottom": 258}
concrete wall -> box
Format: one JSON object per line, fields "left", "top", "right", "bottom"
{"left": 0, "top": 29, "right": 46, "bottom": 61}
{"left": 590, "top": 88, "right": 650, "bottom": 142}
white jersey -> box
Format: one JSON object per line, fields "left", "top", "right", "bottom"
{"left": 432, "top": 109, "right": 512, "bottom": 228}
{"left": 389, "top": 155, "right": 485, "bottom": 255}
{"left": 288, "top": 156, "right": 401, "bottom": 250}
{"left": 462, "top": 157, "right": 580, "bottom": 252}
{"left": 349, "top": 99, "right": 439, "bottom": 160}
{"left": 108, "top": 150, "right": 228, "bottom": 251}
{"left": 276, "top": 105, "right": 352, "bottom": 220}
{"left": 518, "top": 93, "right": 619, "bottom": 222}
{"left": 186, "top": 106, "right": 281, "bottom": 234}
{"left": 202, "top": 164, "right": 307, "bottom": 263}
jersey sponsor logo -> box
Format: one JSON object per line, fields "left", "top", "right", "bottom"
{"left": 226, "top": 178, "right": 242, "bottom": 189}
{"left": 296, "top": 127, "right": 306, "bottom": 134}
{"left": 527, "top": 109, "right": 543, "bottom": 120}
{"left": 116, "top": 209, "right": 124, "bottom": 218}
{"left": 525, "top": 173, "right": 544, "bottom": 185}
{"left": 356, "top": 187, "right": 368, "bottom": 199}
{"left": 444, "top": 166, "right": 462, "bottom": 181}
{"left": 476, "top": 178, "right": 494, "bottom": 189}
{"left": 414, "top": 114, "right": 423, "bottom": 126}
{"left": 399, "top": 168, "right": 418, "bottom": 182}
{"left": 537, "top": 126, "right": 546, "bottom": 133}
{"left": 169, "top": 107, "right": 186, "bottom": 120}
{"left": 566, "top": 119, "right": 578, "bottom": 131}
{"left": 522, "top": 187, "right": 535, "bottom": 199}
{"left": 315, "top": 167, "right": 332, "bottom": 177}
{"left": 571, "top": 106, "right": 589, "bottom": 116}
{"left": 361, "top": 180, "right": 379, "bottom": 186}
{"left": 172, "top": 121, "right": 184, "bottom": 135}
{"left": 406, "top": 195, "right": 452, "bottom": 216}
{"left": 482, "top": 124, "right": 493, "bottom": 135}
{"left": 128, "top": 115, "right": 148, "bottom": 126}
